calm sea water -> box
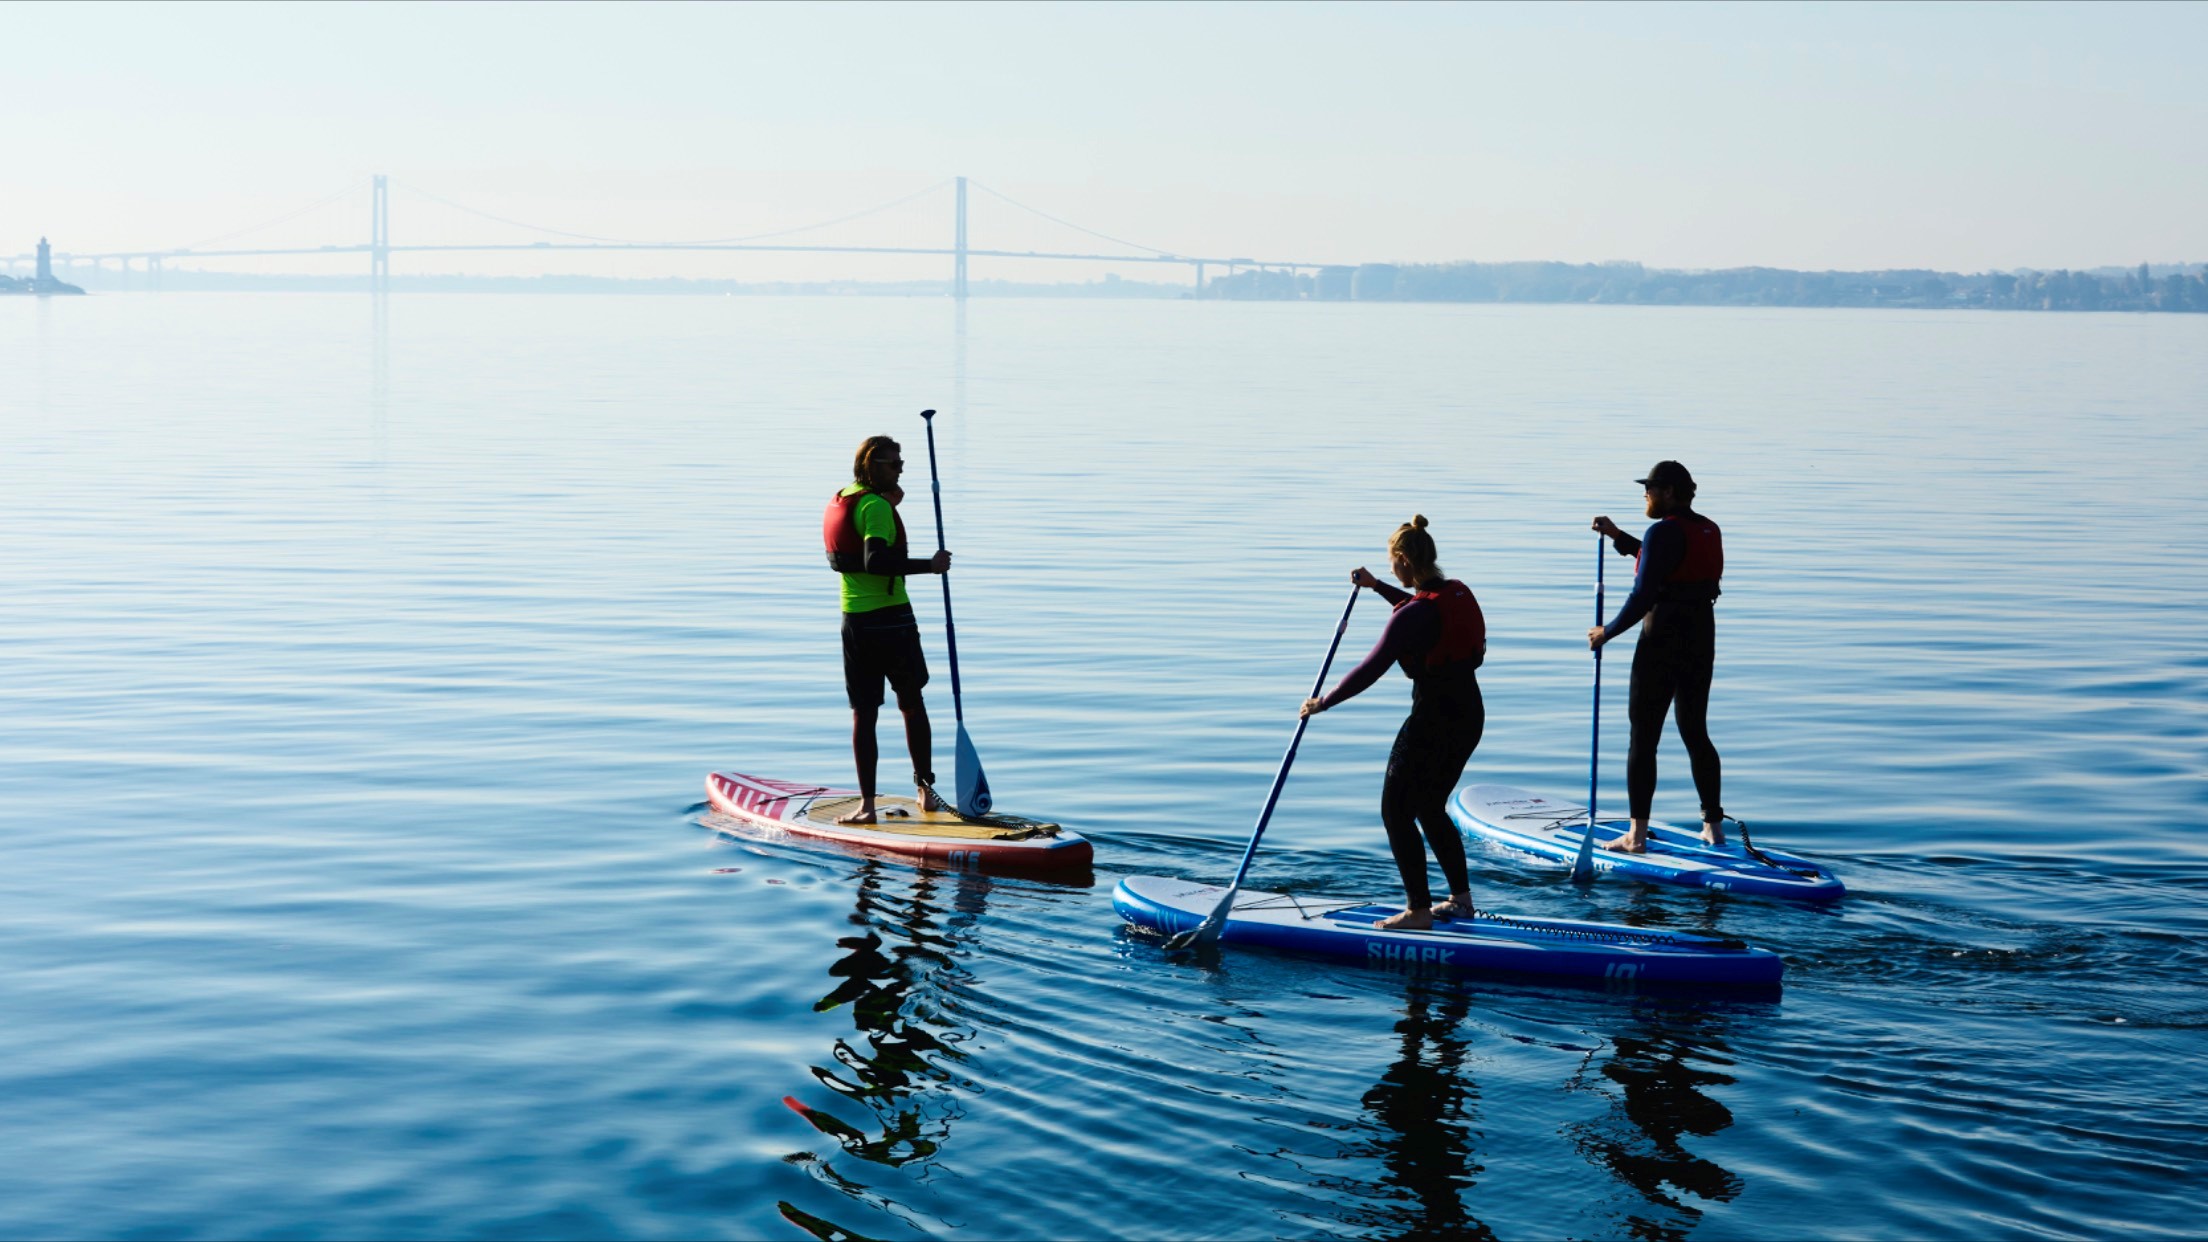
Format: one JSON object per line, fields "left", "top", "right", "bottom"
{"left": 4, "top": 293, "right": 2205, "bottom": 1240}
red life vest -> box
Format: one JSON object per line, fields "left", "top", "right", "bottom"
{"left": 1636, "top": 512, "right": 1724, "bottom": 602}
{"left": 1405, "top": 578, "right": 1486, "bottom": 673}
{"left": 823, "top": 486, "right": 907, "bottom": 574}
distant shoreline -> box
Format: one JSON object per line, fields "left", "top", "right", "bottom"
{"left": 0, "top": 273, "right": 85, "bottom": 296}
{"left": 29, "top": 260, "right": 2208, "bottom": 313}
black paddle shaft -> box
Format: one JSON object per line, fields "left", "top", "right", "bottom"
{"left": 918, "top": 409, "right": 965, "bottom": 722}
{"left": 1169, "top": 582, "right": 1363, "bottom": 949}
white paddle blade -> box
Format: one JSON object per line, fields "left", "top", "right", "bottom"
{"left": 1570, "top": 822, "right": 1597, "bottom": 883}
{"left": 954, "top": 723, "right": 991, "bottom": 817}
{"left": 1165, "top": 889, "right": 1235, "bottom": 950}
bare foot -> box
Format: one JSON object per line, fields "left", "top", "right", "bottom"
{"left": 1377, "top": 908, "right": 1433, "bottom": 931}
{"left": 1601, "top": 832, "right": 1647, "bottom": 854}
{"left": 835, "top": 803, "right": 879, "bottom": 825}
{"left": 1700, "top": 822, "right": 1727, "bottom": 847}
{"left": 918, "top": 786, "right": 947, "bottom": 814}
{"left": 1429, "top": 894, "right": 1475, "bottom": 921}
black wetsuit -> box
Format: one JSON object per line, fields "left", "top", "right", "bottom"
{"left": 1601, "top": 515, "right": 1723, "bottom": 824}
{"left": 1317, "top": 580, "right": 1485, "bottom": 908}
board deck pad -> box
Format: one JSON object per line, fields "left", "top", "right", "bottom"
{"left": 1112, "top": 875, "right": 1783, "bottom": 988}
{"left": 1450, "top": 783, "right": 1844, "bottom": 902}
{"left": 706, "top": 771, "right": 1090, "bottom": 870}
{"left": 796, "top": 794, "right": 1058, "bottom": 840}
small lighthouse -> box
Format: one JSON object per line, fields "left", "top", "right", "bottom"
{"left": 19, "top": 237, "right": 84, "bottom": 295}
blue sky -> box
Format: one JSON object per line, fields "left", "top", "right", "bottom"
{"left": 6, "top": 1, "right": 2203, "bottom": 280}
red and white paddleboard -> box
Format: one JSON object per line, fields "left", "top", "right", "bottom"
{"left": 705, "top": 770, "right": 1092, "bottom": 871}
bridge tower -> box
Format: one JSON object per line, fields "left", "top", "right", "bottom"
{"left": 371, "top": 174, "right": 390, "bottom": 291}
{"left": 953, "top": 175, "right": 968, "bottom": 300}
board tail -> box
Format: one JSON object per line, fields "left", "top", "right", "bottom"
{"left": 954, "top": 722, "right": 991, "bottom": 817}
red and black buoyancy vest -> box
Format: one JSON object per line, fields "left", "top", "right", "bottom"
{"left": 1400, "top": 579, "right": 1486, "bottom": 676}
{"left": 823, "top": 486, "right": 907, "bottom": 575}
{"left": 1638, "top": 513, "right": 1724, "bottom": 603}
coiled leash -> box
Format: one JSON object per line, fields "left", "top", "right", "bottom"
{"left": 913, "top": 773, "right": 1040, "bottom": 836}
{"left": 1733, "top": 817, "right": 1821, "bottom": 880}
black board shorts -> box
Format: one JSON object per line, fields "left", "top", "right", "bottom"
{"left": 841, "top": 602, "right": 930, "bottom": 709}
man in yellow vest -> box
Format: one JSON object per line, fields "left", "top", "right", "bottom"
{"left": 823, "top": 435, "right": 951, "bottom": 823}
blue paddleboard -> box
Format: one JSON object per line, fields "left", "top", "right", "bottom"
{"left": 1450, "top": 783, "right": 1844, "bottom": 902}
{"left": 1113, "top": 875, "right": 1784, "bottom": 988}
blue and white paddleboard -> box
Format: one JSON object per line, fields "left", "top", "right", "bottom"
{"left": 1450, "top": 783, "right": 1844, "bottom": 902}
{"left": 1113, "top": 875, "right": 1784, "bottom": 988}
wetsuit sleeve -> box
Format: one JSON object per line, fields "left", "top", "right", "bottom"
{"left": 1602, "top": 520, "right": 1682, "bottom": 639}
{"left": 1609, "top": 530, "right": 1642, "bottom": 558}
{"left": 1369, "top": 581, "right": 1413, "bottom": 608}
{"left": 861, "top": 538, "right": 934, "bottom": 576}
{"left": 1317, "top": 600, "right": 1438, "bottom": 710}
{"left": 855, "top": 494, "right": 935, "bottom": 576}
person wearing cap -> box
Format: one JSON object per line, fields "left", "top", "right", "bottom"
{"left": 823, "top": 435, "right": 952, "bottom": 824}
{"left": 1588, "top": 461, "right": 1727, "bottom": 852}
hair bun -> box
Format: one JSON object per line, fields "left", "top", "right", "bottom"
{"left": 1410, "top": 514, "right": 1429, "bottom": 530}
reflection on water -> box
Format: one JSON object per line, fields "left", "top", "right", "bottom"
{"left": 1349, "top": 980, "right": 1494, "bottom": 1241}
{"left": 809, "top": 864, "right": 979, "bottom": 1164}
{"left": 777, "top": 1199, "right": 885, "bottom": 1242}
{"left": 1567, "top": 1004, "right": 1748, "bottom": 1240}
{"left": 1277, "top": 971, "right": 1769, "bottom": 1242}
{"left": 782, "top": 862, "right": 987, "bottom": 1235}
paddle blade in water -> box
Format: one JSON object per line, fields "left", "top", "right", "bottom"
{"left": 954, "top": 723, "right": 991, "bottom": 817}
{"left": 1164, "top": 887, "right": 1234, "bottom": 950}
{"left": 1570, "top": 820, "right": 1596, "bottom": 883}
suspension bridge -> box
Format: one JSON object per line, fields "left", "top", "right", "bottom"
{"left": 7, "top": 176, "right": 1369, "bottom": 298}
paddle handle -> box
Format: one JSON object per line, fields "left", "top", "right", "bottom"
{"left": 919, "top": 409, "right": 964, "bottom": 724}
{"left": 1219, "top": 583, "right": 1362, "bottom": 893}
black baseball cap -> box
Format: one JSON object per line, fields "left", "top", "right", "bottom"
{"left": 1636, "top": 460, "right": 1694, "bottom": 489}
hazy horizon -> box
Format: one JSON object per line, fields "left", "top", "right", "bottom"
{"left": 6, "top": 1, "right": 2204, "bottom": 283}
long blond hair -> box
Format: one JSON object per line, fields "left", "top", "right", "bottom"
{"left": 1390, "top": 514, "right": 1442, "bottom": 580}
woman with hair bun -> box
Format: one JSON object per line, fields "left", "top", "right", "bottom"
{"left": 1300, "top": 515, "right": 1489, "bottom": 930}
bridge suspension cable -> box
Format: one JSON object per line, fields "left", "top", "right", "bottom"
{"left": 388, "top": 177, "right": 953, "bottom": 247}
{"left": 967, "top": 179, "right": 1180, "bottom": 258}
{"left": 172, "top": 178, "right": 370, "bottom": 252}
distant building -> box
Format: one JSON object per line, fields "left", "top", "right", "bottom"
{"left": 1352, "top": 263, "right": 1398, "bottom": 300}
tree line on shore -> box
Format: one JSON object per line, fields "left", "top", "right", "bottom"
{"left": 1203, "top": 260, "right": 2208, "bottom": 312}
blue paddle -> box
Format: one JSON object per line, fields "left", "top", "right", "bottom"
{"left": 1168, "top": 583, "right": 1361, "bottom": 950}
{"left": 918, "top": 408, "right": 990, "bottom": 818}
{"left": 1571, "top": 531, "right": 1607, "bottom": 882}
